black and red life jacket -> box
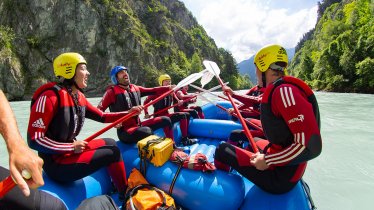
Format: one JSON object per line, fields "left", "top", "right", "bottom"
{"left": 153, "top": 94, "right": 173, "bottom": 114}
{"left": 31, "top": 82, "right": 86, "bottom": 142}
{"left": 260, "top": 76, "right": 320, "bottom": 148}
{"left": 107, "top": 84, "right": 141, "bottom": 126}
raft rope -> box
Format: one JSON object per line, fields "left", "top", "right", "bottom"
{"left": 301, "top": 178, "right": 316, "bottom": 210}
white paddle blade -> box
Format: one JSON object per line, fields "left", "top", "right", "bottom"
{"left": 200, "top": 70, "right": 214, "bottom": 88}
{"left": 174, "top": 72, "right": 203, "bottom": 90}
{"left": 203, "top": 60, "right": 221, "bottom": 76}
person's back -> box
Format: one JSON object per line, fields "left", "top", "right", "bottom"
{"left": 214, "top": 44, "right": 322, "bottom": 194}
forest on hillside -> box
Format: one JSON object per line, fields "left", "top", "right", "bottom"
{"left": 0, "top": 0, "right": 250, "bottom": 100}
{"left": 290, "top": 0, "right": 373, "bottom": 93}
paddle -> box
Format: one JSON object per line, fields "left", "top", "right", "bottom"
{"left": 200, "top": 69, "right": 215, "bottom": 88}
{"left": 84, "top": 72, "right": 204, "bottom": 142}
{"left": 190, "top": 83, "right": 261, "bottom": 115}
{"left": 203, "top": 60, "right": 259, "bottom": 153}
{"left": 149, "top": 83, "right": 225, "bottom": 117}
{"left": 190, "top": 83, "right": 242, "bottom": 104}
{"left": 198, "top": 94, "right": 263, "bottom": 131}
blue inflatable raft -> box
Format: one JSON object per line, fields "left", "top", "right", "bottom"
{"left": 39, "top": 101, "right": 314, "bottom": 210}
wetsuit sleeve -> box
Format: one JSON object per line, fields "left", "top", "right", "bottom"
{"left": 232, "top": 93, "right": 261, "bottom": 110}
{"left": 175, "top": 90, "right": 195, "bottom": 101}
{"left": 244, "top": 86, "right": 257, "bottom": 95}
{"left": 27, "top": 90, "right": 75, "bottom": 154}
{"left": 85, "top": 99, "right": 127, "bottom": 123}
{"left": 138, "top": 86, "right": 170, "bottom": 97}
{"left": 265, "top": 84, "right": 322, "bottom": 167}
{"left": 97, "top": 88, "right": 115, "bottom": 111}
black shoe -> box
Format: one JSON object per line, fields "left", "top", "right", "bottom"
{"left": 118, "top": 189, "right": 127, "bottom": 203}
{"left": 181, "top": 137, "right": 198, "bottom": 146}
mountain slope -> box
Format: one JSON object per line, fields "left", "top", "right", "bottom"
{"left": 290, "top": 0, "right": 373, "bottom": 93}
{"left": 0, "top": 0, "right": 247, "bottom": 100}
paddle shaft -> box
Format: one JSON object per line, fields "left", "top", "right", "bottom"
{"left": 217, "top": 94, "right": 260, "bottom": 115}
{"left": 149, "top": 95, "right": 196, "bottom": 117}
{"left": 190, "top": 83, "right": 262, "bottom": 130}
{"left": 214, "top": 104, "right": 263, "bottom": 131}
{"left": 151, "top": 83, "right": 226, "bottom": 117}
{"left": 189, "top": 83, "right": 247, "bottom": 110}
{"left": 215, "top": 77, "right": 259, "bottom": 153}
{"left": 84, "top": 89, "right": 174, "bottom": 142}
{"left": 0, "top": 176, "right": 16, "bottom": 198}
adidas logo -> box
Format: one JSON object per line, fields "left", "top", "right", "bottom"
{"left": 32, "top": 118, "right": 46, "bottom": 129}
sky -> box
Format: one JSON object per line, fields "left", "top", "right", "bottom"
{"left": 180, "top": 0, "right": 320, "bottom": 63}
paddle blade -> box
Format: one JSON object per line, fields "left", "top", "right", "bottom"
{"left": 174, "top": 72, "right": 203, "bottom": 90}
{"left": 203, "top": 60, "right": 221, "bottom": 76}
{"left": 200, "top": 69, "right": 214, "bottom": 88}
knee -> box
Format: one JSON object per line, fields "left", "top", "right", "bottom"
{"left": 161, "top": 116, "right": 172, "bottom": 126}
{"left": 103, "top": 138, "right": 121, "bottom": 155}
{"left": 103, "top": 138, "right": 117, "bottom": 146}
{"left": 229, "top": 130, "right": 243, "bottom": 140}
{"left": 214, "top": 141, "right": 227, "bottom": 159}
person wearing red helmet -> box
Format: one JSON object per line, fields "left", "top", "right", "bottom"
{"left": 214, "top": 44, "right": 322, "bottom": 194}
{"left": 98, "top": 66, "right": 174, "bottom": 144}
{"left": 27, "top": 53, "right": 128, "bottom": 200}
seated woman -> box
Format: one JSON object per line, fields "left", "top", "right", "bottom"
{"left": 27, "top": 53, "right": 128, "bottom": 200}
{"left": 175, "top": 85, "right": 204, "bottom": 119}
{"left": 143, "top": 74, "right": 198, "bottom": 146}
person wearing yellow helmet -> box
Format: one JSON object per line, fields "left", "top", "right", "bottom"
{"left": 253, "top": 44, "right": 288, "bottom": 88}
{"left": 175, "top": 85, "right": 205, "bottom": 119}
{"left": 158, "top": 74, "right": 172, "bottom": 86}
{"left": 98, "top": 66, "right": 175, "bottom": 144}
{"left": 0, "top": 90, "right": 67, "bottom": 210}
{"left": 27, "top": 52, "right": 129, "bottom": 201}
{"left": 143, "top": 74, "right": 198, "bottom": 146}
{"left": 215, "top": 44, "right": 322, "bottom": 194}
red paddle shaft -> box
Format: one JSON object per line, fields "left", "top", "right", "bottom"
{"left": 216, "top": 79, "right": 259, "bottom": 153}
{"left": 0, "top": 175, "right": 16, "bottom": 198}
{"left": 217, "top": 95, "right": 261, "bottom": 115}
{"left": 150, "top": 95, "right": 197, "bottom": 117}
{"left": 214, "top": 104, "right": 263, "bottom": 131}
{"left": 84, "top": 89, "right": 174, "bottom": 142}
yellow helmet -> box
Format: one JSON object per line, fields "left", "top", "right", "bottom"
{"left": 53, "top": 52, "right": 87, "bottom": 79}
{"left": 254, "top": 44, "right": 288, "bottom": 72}
{"left": 158, "top": 74, "right": 171, "bottom": 86}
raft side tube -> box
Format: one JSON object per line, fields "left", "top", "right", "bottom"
{"left": 240, "top": 178, "right": 311, "bottom": 210}
{"left": 202, "top": 101, "right": 232, "bottom": 120}
{"left": 145, "top": 161, "right": 245, "bottom": 210}
{"left": 188, "top": 119, "right": 242, "bottom": 139}
{"left": 40, "top": 168, "right": 113, "bottom": 210}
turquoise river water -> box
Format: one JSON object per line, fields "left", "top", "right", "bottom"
{"left": 1, "top": 92, "right": 373, "bottom": 210}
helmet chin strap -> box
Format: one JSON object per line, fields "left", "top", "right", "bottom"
{"left": 262, "top": 72, "right": 267, "bottom": 88}
{"left": 73, "top": 81, "right": 84, "bottom": 93}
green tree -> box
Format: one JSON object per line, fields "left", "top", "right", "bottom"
{"left": 190, "top": 52, "right": 203, "bottom": 73}
{"left": 354, "top": 58, "right": 374, "bottom": 92}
